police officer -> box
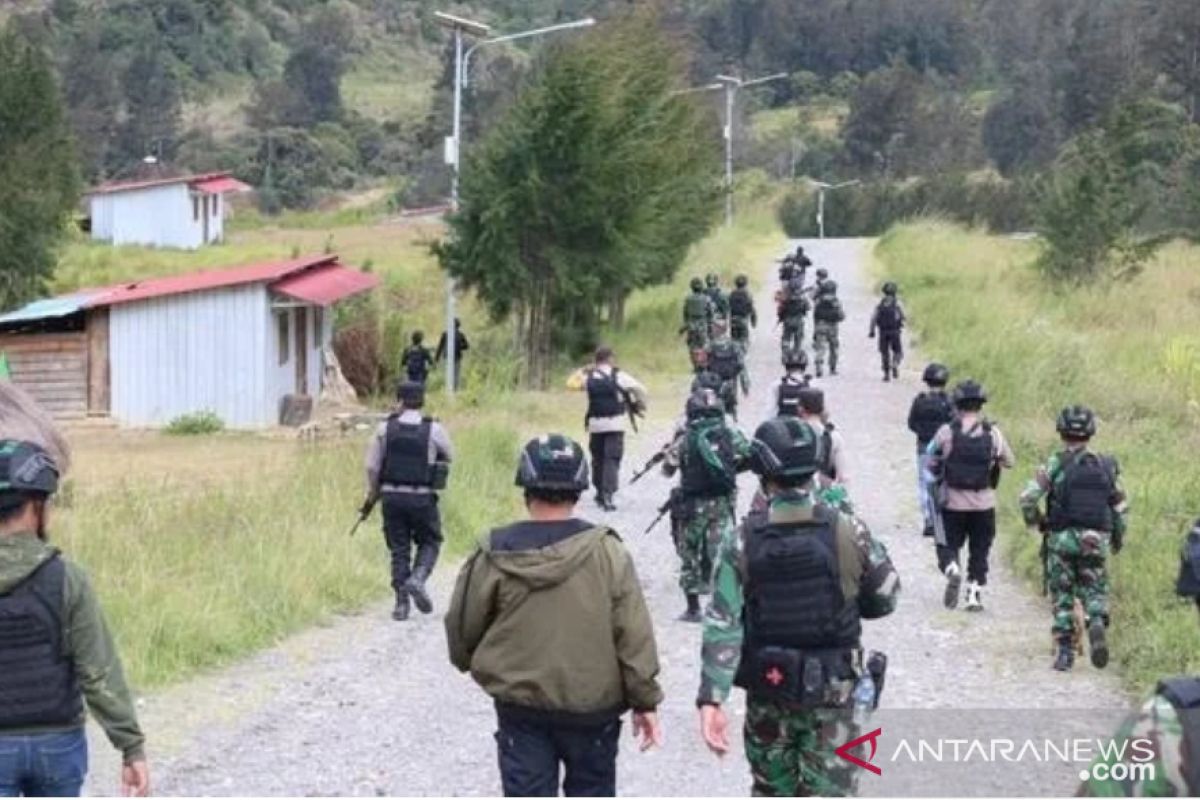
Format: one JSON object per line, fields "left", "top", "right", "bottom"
{"left": 364, "top": 381, "right": 453, "bottom": 620}
{"left": 927, "top": 380, "right": 1015, "bottom": 612}
{"left": 908, "top": 363, "right": 954, "bottom": 538}
{"left": 1019, "top": 405, "right": 1127, "bottom": 671}
{"left": 728, "top": 275, "right": 757, "bottom": 350}
{"left": 401, "top": 331, "right": 436, "bottom": 386}
{"left": 704, "top": 320, "right": 749, "bottom": 420}
{"left": 697, "top": 417, "right": 899, "bottom": 797}
{"left": 662, "top": 390, "right": 751, "bottom": 622}
{"left": 797, "top": 386, "right": 849, "bottom": 489}
{"left": 446, "top": 435, "right": 663, "bottom": 796}
{"left": 0, "top": 395, "right": 150, "bottom": 796}
{"left": 811, "top": 280, "right": 845, "bottom": 377}
{"left": 682, "top": 277, "right": 714, "bottom": 352}
{"left": 772, "top": 349, "right": 810, "bottom": 417}
{"left": 868, "top": 282, "right": 906, "bottom": 381}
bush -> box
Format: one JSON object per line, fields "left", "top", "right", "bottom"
{"left": 164, "top": 411, "right": 225, "bottom": 435}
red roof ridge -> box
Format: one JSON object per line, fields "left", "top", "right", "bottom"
{"left": 87, "top": 171, "right": 238, "bottom": 196}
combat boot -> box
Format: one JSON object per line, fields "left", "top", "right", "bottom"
{"left": 1053, "top": 639, "right": 1074, "bottom": 672}
{"left": 943, "top": 562, "right": 962, "bottom": 609}
{"left": 678, "top": 593, "right": 703, "bottom": 623}
{"left": 1088, "top": 617, "right": 1109, "bottom": 669}
{"left": 391, "top": 591, "right": 410, "bottom": 622}
{"left": 830, "top": 360, "right": 838, "bottom": 376}
{"left": 815, "top": 364, "right": 824, "bottom": 378}
{"left": 964, "top": 581, "right": 983, "bottom": 612}
{"left": 405, "top": 567, "right": 434, "bottom": 615}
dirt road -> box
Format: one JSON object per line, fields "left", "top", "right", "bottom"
{"left": 86, "top": 239, "right": 1130, "bottom": 796}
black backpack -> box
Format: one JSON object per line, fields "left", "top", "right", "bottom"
{"left": 909, "top": 392, "right": 953, "bottom": 445}
{"left": 729, "top": 289, "right": 753, "bottom": 318}
{"left": 875, "top": 300, "right": 902, "bottom": 330}
{"left": 404, "top": 347, "right": 429, "bottom": 376}
{"left": 814, "top": 295, "right": 844, "bottom": 323}
{"left": 1156, "top": 677, "right": 1200, "bottom": 796}
{"left": 1048, "top": 450, "right": 1117, "bottom": 532}
{"left": 942, "top": 420, "right": 994, "bottom": 491}
{"left": 709, "top": 342, "right": 742, "bottom": 381}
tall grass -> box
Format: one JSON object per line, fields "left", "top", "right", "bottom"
{"left": 875, "top": 221, "right": 1200, "bottom": 691}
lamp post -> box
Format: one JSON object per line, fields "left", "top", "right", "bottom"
{"left": 809, "top": 179, "right": 860, "bottom": 239}
{"left": 433, "top": 12, "right": 595, "bottom": 396}
{"left": 714, "top": 72, "right": 787, "bottom": 227}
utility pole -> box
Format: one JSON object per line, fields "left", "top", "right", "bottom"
{"left": 809, "top": 179, "right": 861, "bottom": 239}
{"left": 715, "top": 72, "right": 787, "bottom": 227}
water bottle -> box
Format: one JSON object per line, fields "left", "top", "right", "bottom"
{"left": 851, "top": 672, "right": 876, "bottom": 725}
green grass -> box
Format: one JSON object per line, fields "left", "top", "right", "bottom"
{"left": 164, "top": 410, "right": 225, "bottom": 435}
{"left": 874, "top": 220, "right": 1200, "bottom": 692}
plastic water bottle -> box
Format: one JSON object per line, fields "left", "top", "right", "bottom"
{"left": 851, "top": 672, "right": 876, "bottom": 724}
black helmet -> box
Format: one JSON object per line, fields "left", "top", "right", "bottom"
{"left": 690, "top": 277, "right": 703, "bottom": 292}
{"left": 1176, "top": 520, "right": 1200, "bottom": 598}
{"left": 883, "top": 281, "right": 897, "bottom": 296}
{"left": 735, "top": 275, "right": 748, "bottom": 288}
{"left": 686, "top": 388, "right": 725, "bottom": 421}
{"left": 1056, "top": 405, "right": 1097, "bottom": 439}
{"left": 749, "top": 417, "right": 823, "bottom": 481}
{"left": 951, "top": 380, "right": 987, "bottom": 406}
{"left": 816, "top": 268, "right": 828, "bottom": 280}
{"left": 396, "top": 380, "right": 425, "bottom": 408}
{"left": 798, "top": 386, "right": 825, "bottom": 415}
{"left": 795, "top": 246, "right": 805, "bottom": 255}
{"left": 782, "top": 347, "right": 808, "bottom": 370}
{"left": 0, "top": 440, "right": 59, "bottom": 506}
{"left": 705, "top": 273, "right": 719, "bottom": 288}
{"left": 922, "top": 362, "right": 950, "bottom": 386}
{"left": 819, "top": 280, "right": 838, "bottom": 295}
{"left": 515, "top": 434, "right": 590, "bottom": 492}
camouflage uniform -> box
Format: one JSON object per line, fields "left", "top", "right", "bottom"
{"left": 1019, "top": 447, "right": 1128, "bottom": 639}
{"left": 812, "top": 320, "right": 840, "bottom": 375}
{"left": 1081, "top": 691, "right": 1196, "bottom": 797}
{"left": 705, "top": 334, "right": 750, "bottom": 420}
{"left": 699, "top": 489, "right": 900, "bottom": 797}
{"left": 683, "top": 291, "right": 714, "bottom": 351}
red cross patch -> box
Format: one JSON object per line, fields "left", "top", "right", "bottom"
{"left": 764, "top": 666, "right": 785, "bottom": 686}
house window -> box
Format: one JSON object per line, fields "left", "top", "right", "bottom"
{"left": 192, "top": 196, "right": 200, "bottom": 221}
{"left": 212, "top": 195, "right": 220, "bottom": 217}
{"left": 312, "top": 307, "right": 323, "bottom": 348}
{"left": 276, "top": 312, "right": 289, "bottom": 365}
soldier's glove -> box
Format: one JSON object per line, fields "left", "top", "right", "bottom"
{"left": 868, "top": 330, "right": 876, "bottom": 339}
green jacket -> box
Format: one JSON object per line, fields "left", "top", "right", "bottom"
{"left": 445, "top": 524, "right": 663, "bottom": 720}
{"left": 0, "top": 533, "right": 145, "bottom": 762}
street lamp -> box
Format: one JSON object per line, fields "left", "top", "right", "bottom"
{"left": 808, "top": 179, "right": 860, "bottom": 239}
{"left": 433, "top": 12, "right": 595, "bottom": 396}
{"left": 714, "top": 72, "right": 787, "bottom": 227}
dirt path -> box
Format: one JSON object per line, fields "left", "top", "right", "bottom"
{"left": 85, "top": 239, "right": 1130, "bottom": 796}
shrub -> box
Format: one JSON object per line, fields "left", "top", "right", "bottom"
{"left": 164, "top": 411, "right": 225, "bottom": 435}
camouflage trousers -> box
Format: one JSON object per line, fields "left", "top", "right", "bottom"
{"left": 744, "top": 699, "right": 862, "bottom": 797}
{"left": 780, "top": 317, "right": 806, "bottom": 357}
{"left": 673, "top": 495, "right": 735, "bottom": 594}
{"left": 1047, "top": 528, "right": 1110, "bottom": 637}
{"left": 731, "top": 316, "right": 751, "bottom": 348}
{"left": 812, "top": 322, "right": 840, "bottom": 372}
{"left": 686, "top": 322, "right": 709, "bottom": 351}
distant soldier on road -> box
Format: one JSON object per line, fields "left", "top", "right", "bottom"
{"left": 401, "top": 331, "right": 436, "bottom": 386}
{"left": 435, "top": 319, "right": 470, "bottom": 391}
{"left": 1019, "top": 405, "right": 1128, "bottom": 672}
{"left": 682, "top": 277, "right": 715, "bottom": 352}
{"left": 778, "top": 246, "right": 811, "bottom": 284}
{"left": 908, "top": 363, "right": 955, "bottom": 538}
{"left": 868, "top": 282, "right": 905, "bottom": 381}
{"left": 811, "top": 279, "right": 845, "bottom": 377}
{"left": 772, "top": 348, "right": 810, "bottom": 417}
{"left": 728, "top": 274, "right": 757, "bottom": 350}
{"left": 704, "top": 320, "right": 749, "bottom": 420}
{"left": 705, "top": 273, "right": 730, "bottom": 339}
{"left": 776, "top": 276, "right": 811, "bottom": 361}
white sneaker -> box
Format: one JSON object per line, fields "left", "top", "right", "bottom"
{"left": 943, "top": 562, "right": 962, "bottom": 609}
{"left": 964, "top": 581, "right": 983, "bottom": 612}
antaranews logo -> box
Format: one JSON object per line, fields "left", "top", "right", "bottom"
{"left": 836, "top": 728, "right": 884, "bottom": 776}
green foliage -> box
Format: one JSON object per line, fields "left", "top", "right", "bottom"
{"left": 164, "top": 411, "right": 225, "bottom": 435}
{"left": 0, "top": 26, "right": 79, "bottom": 308}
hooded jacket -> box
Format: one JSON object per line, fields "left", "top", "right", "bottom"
{"left": 445, "top": 521, "right": 662, "bottom": 725}
{"left": 0, "top": 533, "right": 144, "bottom": 761}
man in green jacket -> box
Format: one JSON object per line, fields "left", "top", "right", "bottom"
{"left": 0, "top": 435, "right": 149, "bottom": 797}
{"left": 445, "top": 434, "right": 663, "bottom": 796}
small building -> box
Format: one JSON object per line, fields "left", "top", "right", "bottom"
{"left": 87, "top": 172, "right": 251, "bottom": 249}
{"left": 0, "top": 255, "right": 378, "bottom": 428}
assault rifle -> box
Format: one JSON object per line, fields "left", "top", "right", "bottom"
{"left": 348, "top": 497, "right": 377, "bottom": 537}
{"left": 643, "top": 496, "right": 673, "bottom": 535}
{"left": 629, "top": 447, "right": 669, "bottom": 485}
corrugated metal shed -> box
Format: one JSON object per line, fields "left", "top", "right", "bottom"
{"left": 272, "top": 263, "right": 380, "bottom": 306}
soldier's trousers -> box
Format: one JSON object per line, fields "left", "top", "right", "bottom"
{"left": 675, "top": 495, "right": 735, "bottom": 594}
{"left": 686, "top": 323, "right": 709, "bottom": 352}
{"left": 780, "top": 319, "right": 805, "bottom": 357}
{"left": 916, "top": 450, "right": 936, "bottom": 536}
{"left": 878, "top": 329, "right": 902, "bottom": 373}
{"left": 813, "top": 323, "right": 840, "bottom": 371}
{"left": 381, "top": 492, "right": 442, "bottom": 590}
{"left": 1047, "top": 528, "right": 1110, "bottom": 637}
{"left": 744, "top": 700, "right": 861, "bottom": 797}
{"left": 936, "top": 508, "right": 995, "bottom": 585}
{"left": 731, "top": 316, "right": 751, "bottom": 349}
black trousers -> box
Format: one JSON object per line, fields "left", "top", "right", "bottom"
{"left": 381, "top": 493, "right": 442, "bottom": 591}
{"left": 588, "top": 432, "right": 624, "bottom": 497}
{"left": 495, "top": 714, "right": 621, "bottom": 797}
{"left": 878, "top": 329, "right": 903, "bottom": 372}
{"left": 936, "top": 508, "right": 996, "bottom": 585}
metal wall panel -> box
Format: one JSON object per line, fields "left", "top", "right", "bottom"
{"left": 101, "top": 184, "right": 204, "bottom": 249}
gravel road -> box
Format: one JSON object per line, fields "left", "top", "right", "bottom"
{"left": 85, "top": 239, "right": 1132, "bottom": 796}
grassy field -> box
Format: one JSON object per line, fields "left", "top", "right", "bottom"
{"left": 53, "top": 195, "right": 784, "bottom": 688}
{"left": 875, "top": 221, "right": 1200, "bottom": 691}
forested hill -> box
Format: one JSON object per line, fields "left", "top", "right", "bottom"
{"left": 9, "top": 0, "right": 1200, "bottom": 213}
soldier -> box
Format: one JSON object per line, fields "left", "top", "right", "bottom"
{"left": 776, "top": 276, "right": 811, "bottom": 360}
{"left": 813, "top": 267, "right": 830, "bottom": 293}
{"left": 364, "top": 381, "right": 454, "bottom": 620}
{"left": 1079, "top": 521, "right": 1200, "bottom": 797}
{"left": 772, "top": 348, "right": 810, "bottom": 417}
{"left": 697, "top": 417, "right": 899, "bottom": 797}
{"left": 682, "top": 277, "right": 714, "bottom": 352}
{"left": 908, "top": 363, "right": 954, "bottom": 538}
{"left": 811, "top": 280, "right": 846, "bottom": 377}
{"left": 926, "top": 380, "right": 1015, "bottom": 612}
{"left": 706, "top": 273, "right": 730, "bottom": 339}
{"left": 728, "top": 274, "right": 757, "bottom": 350}
{"left": 401, "top": 331, "right": 436, "bottom": 386}
{"left": 1019, "top": 405, "right": 1127, "bottom": 672}
{"left": 704, "top": 321, "right": 750, "bottom": 420}
{"left": 868, "top": 282, "right": 906, "bottom": 381}
{"left": 446, "top": 434, "right": 662, "bottom": 796}
{"left": 435, "top": 319, "right": 470, "bottom": 391}
{"left": 662, "top": 390, "right": 752, "bottom": 622}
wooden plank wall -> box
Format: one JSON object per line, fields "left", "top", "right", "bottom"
{"left": 0, "top": 333, "right": 88, "bottom": 419}
{"left": 86, "top": 309, "right": 110, "bottom": 416}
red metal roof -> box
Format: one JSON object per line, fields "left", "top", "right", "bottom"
{"left": 191, "top": 175, "right": 251, "bottom": 195}
{"left": 271, "top": 263, "right": 381, "bottom": 306}
{"left": 88, "top": 171, "right": 249, "bottom": 196}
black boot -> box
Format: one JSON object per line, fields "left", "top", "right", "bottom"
{"left": 1088, "top": 617, "right": 1109, "bottom": 669}
{"left": 815, "top": 363, "right": 824, "bottom": 377}
{"left": 405, "top": 566, "right": 434, "bottom": 614}
{"left": 830, "top": 360, "right": 838, "bottom": 375}
{"left": 1053, "top": 639, "right": 1074, "bottom": 672}
{"left": 391, "top": 591, "right": 410, "bottom": 622}
{"left": 892, "top": 364, "right": 900, "bottom": 379}
{"left": 678, "top": 593, "right": 703, "bottom": 623}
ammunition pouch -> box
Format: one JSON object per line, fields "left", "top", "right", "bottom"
{"left": 430, "top": 461, "right": 450, "bottom": 491}
{"left": 737, "top": 646, "right": 858, "bottom": 709}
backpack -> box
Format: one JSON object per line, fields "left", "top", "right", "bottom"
{"left": 709, "top": 341, "right": 742, "bottom": 381}
{"left": 909, "top": 391, "right": 953, "bottom": 445}
{"left": 1156, "top": 677, "right": 1200, "bottom": 796}
{"left": 691, "top": 370, "right": 724, "bottom": 395}
{"left": 942, "top": 420, "right": 994, "bottom": 491}
{"left": 729, "top": 289, "right": 753, "bottom": 318}
{"left": 681, "top": 419, "right": 738, "bottom": 497}
{"left": 684, "top": 293, "right": 710, "bottom": 323}
{"left": 780, "top": 284, "right": 810, "bottom": 318}
{"left": 1048, "top": 450, "right": 1118, "bottom": 532}
{"left": 404, "top": 346, "right": 429, "bottom": 377}
{"left": 875, "top": 300, "right": 902, "bottom": 331}
{"left": 814, "top": 295, "right": 844, "bottom": 323}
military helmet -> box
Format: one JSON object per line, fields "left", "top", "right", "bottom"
{"left": 749, "top": 417, "right": 823, "bottom": 481}
{"left": 782, "top": 347, "right": 808, "bottom": 370}
{"left": 735, "top": 275, "right": 748, "bottom": 288}
{"left": 515, "top": 434, "right": 590, "bottom": 492}
{"left": 816, "top": 268, "right": 829, "bottom": 280}
{"left": 396, "top": 380, "right": 425, "bottom": 407}
{"left": 882, "top": 281, "right": 898, "bottom": 296}
{"left": 819, "top": 280, "right": 838, "bottom": 295}
{"left": 0, "top": 440, "right": 59, "bottom": 508}
{"left": 1176, "top": 520, "right": 1200, "bottom": 599}
{"left": 798, "top": 386, "right": 825, "bottom": 415}
{"left": 705, "top": 273, "right": 719, "bottom": 288}
{"left": 795, "top": 246, "right": 805, "bottom": 255}
{"left": 951, "top": 379, "right": 988, "bottom": 406}
{"left": 922, "top": 362, "right": 950, "bottom": 386}
{"left": 690, "top": 277, "right": 704, "bottom": 292}
{"left": 1056, "top": 405, "right": 1097, "bottom": 439}
{"left": 686, "top": 388, "right": 726, "bottom": 421}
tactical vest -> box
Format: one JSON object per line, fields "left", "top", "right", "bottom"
{"left": 734, "top": 508, "right": 862, "bottom": 700}
{"left": 781, "top": 289, "right": 808, "bottom": 318}
{"left": 729, "top": 289, "right": 753, "bottom": 318}
{"left": 680, "top": 422, "right": 738, "bottom": 498}
{"left": 779, "top": 263, "right": 796, "bottom": 283}
{"left": 684, "top": 293, "right": 710, "bottom": 323}
{"left": 910, "top": 391, "right": 953, "bottom": 447}
{"left": 585, "top": 369, "right": 625, "bottom": 420}
{"left": 875, "top": 300, "right": 902, "bottom": 331}
{"left": 692, "top": 370, "right": 724, "bottom": 395}
{"left": 0, "top": 556, "right": 84, "bottom": 729}
{"left": 1047, "top": 450, "right": 1116, "bottom": 532}
{"left": 813, "top": 296, "right": 843, "bottom": 323}
{"left": 819, "top": 423, "right": 837, "bottom": 481}
{"left": 708, "top": 289, "right": 728, "bottom": 315}
{"left": 777, "top": 377, "right": 806, "bottom": 416}
{"left": 708, "top": 343, "right": 741, "bottom": 381}
{"left": 381, "top": 416, "right": 435, "bottom": 487}
{"left": 942, "top": 420, "right": 994, "bottom": 491}
{"left": 1157, "top": 676, "right": 1200, "bottom": 796}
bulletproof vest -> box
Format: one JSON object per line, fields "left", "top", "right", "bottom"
{"left": 819, "top": 423, "right": 837, "bottom": 481}
{"left": 1047, "top": 449, "right": 1116, "bottom": 532}
{"left": 708, "top": 288, "right": 729, "bottom": 314}
{"left": 781, "top": 288, "right": 809, "bottom": 318}
{"left": 404, "top": 347, "right": 428, "bottom": 376}
{"left": 739, "top": 508, "right": 861, "bottom": 658}
{"left": 910, "top": 391, "right": 953, "bottom": 446}
{"left": 684, "top": 292, "right": 709, "bottom": 323}
{"left": 380, "top": 416, "right": 435, "bottom": 487}
{"left": 0, "top": 556, "right": 84, "bottom": 729}
{"left": 729, "top": 289, "right": 753, "bottom": 318}
{"left": 779, "top": 263, "right": 795, "bottom": 283}
{"left": 692, "top": 370, "right": 724, "bottom": 395}
{"left": 681, "top": 422, "right": 738, "bottom": 498}
{"left": 875, "top": 299, "right": 902, "bottom": 331}
{"left": 585, "top": 369, "right": 625, "bottom": 420}
{"left": 777, "top": 376, "right": 807, "bottom": 417}
{"left": 942, "top": 420, "right": 994, "bottom": 491}
{"left": 708, "top": 342, "right": 741, "bottom": 381}
{"left": 1156, "top": 676, "right": 1200, "bottom": 796}
{"left": 813, "top": 295, "right": 843, "bottom": 323}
